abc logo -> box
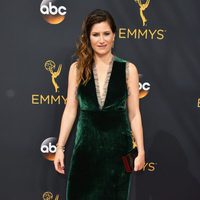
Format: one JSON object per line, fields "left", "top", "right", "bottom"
{"left": 139, "top": 82, "right": 151, "bottom": 98}
{"left": 138, "top": 74, "right": 151, "bottom": 98}
{"left": 40, "top": 0, "right": 67, "bottom": 24}
{"left": 40, "top": 2, "right": 67, "bottom": 15}
{"left": 139, "top": 82, "right": 150, "bottom": 91}
{"left": 41, "top": 137, "right": 57, "bottom": 161}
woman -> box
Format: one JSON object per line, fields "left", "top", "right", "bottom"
{"left": 54, "top": 9, "right": 145, "bottom": 200}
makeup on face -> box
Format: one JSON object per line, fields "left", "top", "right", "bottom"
{"left": 90, "top": 21, "right": 115, "bottom": 55}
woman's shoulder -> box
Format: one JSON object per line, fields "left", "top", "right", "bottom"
{"left": 68, "top": 61, "right": 79, "bottom": 79}
{"left": 69, "top": 61, "right": 79, "bottom": 74}
{"left": 114, "top": 55, "right": 127, "bottom": 63}
{"left": 114, "top": 55, "right": 137, "bottom": 70}
{"left": 70, "top": 60, "right": 78, "bottom": 68}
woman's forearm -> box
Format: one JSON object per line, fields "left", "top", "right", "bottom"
{"left": 129, "top": 111, "right": 145, "bottom": 155}
{"left": 57, "top": 106, "right": 77, "bottom": 146}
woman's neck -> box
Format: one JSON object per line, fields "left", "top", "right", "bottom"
{"left": 93, "top": 53, "right": 114, "bottom": 66}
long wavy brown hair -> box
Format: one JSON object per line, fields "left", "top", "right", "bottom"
{"left": 75, "top": 9, "right": 117, "bottom": 86}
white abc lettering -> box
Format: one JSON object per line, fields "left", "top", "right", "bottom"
{"left": 40, "top": 5, "right": 49, "bottom": 15}
{"left": 41, "top": 142, "right": 56, "bottom": 153}
{"left": 41, "top": 144, "right": 48, "bottom": 153}
{"left": 58, "top": 6, "right": 67, "bottom": 15}
{"left": 139, "top": 82, "right": 150, "bottom": 91}
{"left": 49, "top": 3, "right": 58, "bottom": 15}
{"left": 40, "top": 2, "right": 67, "bottom": 15}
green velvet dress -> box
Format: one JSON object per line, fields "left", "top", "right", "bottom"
{"left": 66, "top": 55, "right": 133, "bottom": 200}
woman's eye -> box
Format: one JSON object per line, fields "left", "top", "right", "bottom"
{"left": 104, "top": 32, "right": 110, "bottom": 35}
{"left": 92, "top": 33, "right": 99, "bottom": 36}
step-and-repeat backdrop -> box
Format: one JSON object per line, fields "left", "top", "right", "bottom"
{"left": 1, "top": 0, "right": 200, "bottom": 199}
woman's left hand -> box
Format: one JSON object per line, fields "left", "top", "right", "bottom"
{"left": 134, "top": 153, "right": 145, "bottom": 171}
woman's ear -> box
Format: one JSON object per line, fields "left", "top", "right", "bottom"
{"left": 113, "top": 33, "right": 115, "bottom": 41}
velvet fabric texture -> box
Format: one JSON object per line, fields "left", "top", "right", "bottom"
{"left": 66, "top": 56, "right": 133, "bottom": 200}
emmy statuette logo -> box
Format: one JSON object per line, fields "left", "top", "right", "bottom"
{"left": 31, "top": 59, "right": 67, "bottom": 105}
{"left": 118, "top": 0, "right": 166, "bottom": 40}
{"left": 43, "top": 191, "right": 59, "bottom": 200}
{"left": 134, "top": 0, "right": 150, "bottom": 26}
{"left": 44, "top": 60, "right": 62, "bottom": 93}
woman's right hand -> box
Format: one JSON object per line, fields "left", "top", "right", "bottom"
{"left": 54, "top": 149, "right": 65, "bottom": 174}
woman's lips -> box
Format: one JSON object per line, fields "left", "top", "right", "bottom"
{"left": 97, "top": 45, "right": 107, "bottom": 48}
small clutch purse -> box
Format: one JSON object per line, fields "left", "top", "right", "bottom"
{"left": 121, "top": 135, "right": 138, "bottom": 173}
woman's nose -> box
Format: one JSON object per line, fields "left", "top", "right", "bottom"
{"left": 99, "top": 34, "right": 105, "bottom": 42}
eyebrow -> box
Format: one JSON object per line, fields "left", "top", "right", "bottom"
{"left": 91, "top": 31, "right": 111, "bottom": 34}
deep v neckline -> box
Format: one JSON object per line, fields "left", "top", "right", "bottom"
{"left": 92, "top": 55, "right": 115, "bottom": 110}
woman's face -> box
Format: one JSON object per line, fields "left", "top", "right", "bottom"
{"left": 89, "top": 21, "right": 115, "bottom": 56}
